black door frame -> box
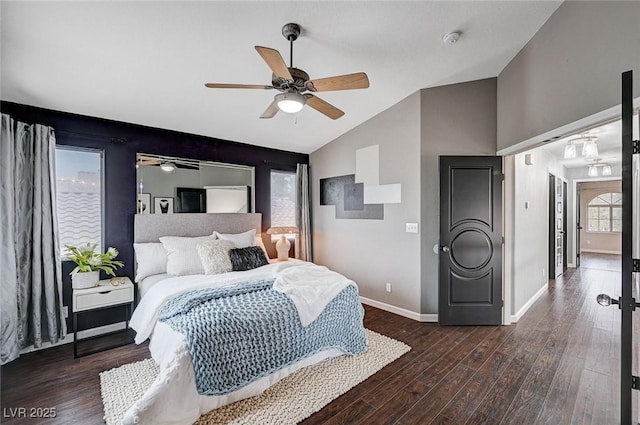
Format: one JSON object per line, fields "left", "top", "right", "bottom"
{"left": 619, "top": 70, "right": 636, "bottom": 425}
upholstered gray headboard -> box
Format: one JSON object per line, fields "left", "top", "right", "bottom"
{"left": 134, "top": 213, "right": 262, "bottom": 243}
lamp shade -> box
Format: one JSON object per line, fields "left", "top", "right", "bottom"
{"left": 582, "top": 139, "right": 598, "bottom": 158}
{"left": 266, "top": 226, "right": 299, "bottom": 235}
{"left": 563, "top": 143, "right": 576, "bottom": 159}
{"left": 602, "top": 165, "right": 612, "bottom": 176}
{"left": 587, "top": 165, "right": 598, "bottom": 177}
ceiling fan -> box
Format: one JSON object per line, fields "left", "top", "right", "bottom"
{"left": 204, "top": 23, "right": 369, "bottom": 120}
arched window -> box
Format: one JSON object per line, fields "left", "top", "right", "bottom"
{"left": 587, "top": 192, "right": 622, "bottom": 232}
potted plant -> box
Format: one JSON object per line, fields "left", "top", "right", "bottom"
{"left": 64, "top": 244, "right": 124, "bottom": 289}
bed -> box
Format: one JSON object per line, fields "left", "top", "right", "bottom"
{"left": 124, "top": 213, "right": 367, "bottom": 425}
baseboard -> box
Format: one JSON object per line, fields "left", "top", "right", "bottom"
{"left": 18, "top": 321, "right": 128, "bottom": 355}
{"left": 581, "top": 249, "right": 621, "bottom": 255}
{"left": 510, "top": 284, "right": 547, "bottom": 323}
{"left": 360, "top": 296, "right": 437, "bottom": 322}
{"left": 567, "top": 263, "right": 576, "bottom": 268}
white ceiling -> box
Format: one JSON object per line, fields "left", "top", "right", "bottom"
{"left": 1, "top": 1, "right": 562, "bottom": 154}
{"left": 542, "top": 120, "right": 623, "bottom": 169}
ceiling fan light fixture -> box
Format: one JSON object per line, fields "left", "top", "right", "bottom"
{"left": 276, "top": 92, "right": 306, "bottom": 114}
{"left": 160, "top": 162, "right": 176, "bottom": 173}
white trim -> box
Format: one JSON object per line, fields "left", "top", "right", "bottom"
{"left": 581, "top": 249, "right": 622, "bottom": 255}
{"left": 567, "top": 262, "right": 576, "bottom": 268}
{"left": 360, "top": 297, "right": 437, "bottom": 322}
{"left": 502, "top": 155, "right": 514, "bottom": 325}
{"left": 510, "top": 284, "right": 547, "bottom": 323}
{"left": 18, "top": 321, "right": 128, "bottom": 355}
{"left": 497, "top": 97, "right": 640, "bottom": 157}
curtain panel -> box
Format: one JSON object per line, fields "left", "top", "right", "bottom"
{"left": 1, "top": 114, "right": 66, "bottom": 365}
{"left": 295, "top": 163, "right": 312, "bottom": 262}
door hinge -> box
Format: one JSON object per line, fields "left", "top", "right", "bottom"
{"left": 501, "top": 299, "right": 504, "bottom": 307}
{"left": 633, "top": 259, "right": 640, "bottom": 273}
{"left": 633, "top": 376, "right": 640, "bottom": 390}
{"left": 501, "top": 173, "right": 505, "bottom": 181}
{"left": 501, "top": 236, "right": 505, "bottom": 244}
{"left": 633, "top": 140, "right": 639, "bottom": 155}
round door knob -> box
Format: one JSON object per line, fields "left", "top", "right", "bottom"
{"left": 441, "top": 246, "right": 450, "bottom": 252}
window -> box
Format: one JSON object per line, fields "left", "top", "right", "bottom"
{"left": 270, "top": 170, "right": 296, "bottom": 228}
{"left": 587, "top": 192, "right": 622, "bottom": 233}
{"left": 55, "top": 147, "right": 103, "bottom": 253}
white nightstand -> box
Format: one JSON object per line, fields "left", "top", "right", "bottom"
{"left": 72, "top": 277, "right": 134, "bottom": 358}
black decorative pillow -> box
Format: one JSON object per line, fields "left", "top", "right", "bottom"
{"left": 229, "top": 246, "right": 269, "bottom": 271}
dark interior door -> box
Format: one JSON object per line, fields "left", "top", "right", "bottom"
{"left": 438, "top": 156, "right": 503, "bottom": 325}
{"left": 548, "top": 174, "right": 556, "bottom": 278}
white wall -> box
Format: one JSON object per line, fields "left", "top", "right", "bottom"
{"left": 579, "top": 180, "right": 622, "bottom": 254}
{"left": 310, "top": 92, "right": 422, "bottom": 314}
{"left": 512, "top": 146, "right": 565, "bottom": 315}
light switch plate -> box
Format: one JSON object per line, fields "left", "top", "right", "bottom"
{"left": 406, "top": 223, "right": 419, "bottom": 233}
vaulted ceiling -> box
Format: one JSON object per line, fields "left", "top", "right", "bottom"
{"left": 1, "top": 1, "right": 561, "bottom": 154}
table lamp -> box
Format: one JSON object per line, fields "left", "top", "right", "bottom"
{"left": 266, "top": 227, "right": 299, "bottom": 261}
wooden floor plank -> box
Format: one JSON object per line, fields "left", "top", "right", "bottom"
{"left": 0, "top": 253, "right": 629, "bottom": 425}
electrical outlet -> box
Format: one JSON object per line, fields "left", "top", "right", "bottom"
{"left": 406, "top": 223, "right": 419, "bottom": 233}
{"left": 385, "top": 282, "right": 392, "bottom": 293}
{"left": 63, "top": 306, "right": 68, "bottom": 319}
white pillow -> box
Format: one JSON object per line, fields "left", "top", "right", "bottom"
{"left": 159, "top": 235, "right": 215, "bottom": 276}
{"left": 255, "top": 235, "right": 270, "bottom": 259}
{"left": 214, "top": 229, "right": 256, "bottom": 248}
{"left": 196, "top": 239, "right": 236, "bottom": 275}
{"left": 133, "top": 243, "right": 168, "bottom": 282}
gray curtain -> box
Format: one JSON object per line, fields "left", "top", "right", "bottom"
{"left": 1, "top": 114, "right": 66, "bottom": 365}
{"left": 295, "top": 163, "right": 312, "bottom": 262}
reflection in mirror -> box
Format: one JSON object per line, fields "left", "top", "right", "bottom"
{"left": 136, "top": 153, "right": 254, "bottom": 214}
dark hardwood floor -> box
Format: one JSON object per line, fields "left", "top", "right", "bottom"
{"left": 1, "top": 254, "right": 626, "bottom": 424}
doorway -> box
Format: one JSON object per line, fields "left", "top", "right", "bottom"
{"left": 548, "top": 173, "right": 566, "bottom": 279}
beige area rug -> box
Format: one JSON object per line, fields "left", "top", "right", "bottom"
{"left": 100, "top": 329, "right": 410, "bottom": 425}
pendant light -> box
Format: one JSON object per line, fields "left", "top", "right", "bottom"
{"left": 588, "top": 165, "right": 598, "bottom": 177}
{"left": 602, "top": 165, "right": 612, "bottom": 176}
{"left": 582, "top": 137, "right": 599, "bottom": 158}
{"left": 563, "top": 143, "right": 577, "bottom": 159}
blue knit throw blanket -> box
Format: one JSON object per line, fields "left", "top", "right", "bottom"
{"left": 158, "top": 279, "right": 367, "bottom": 395}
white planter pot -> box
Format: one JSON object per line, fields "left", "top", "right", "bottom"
{"left": 72, "top": 271, "right": 100, "bottom": 289}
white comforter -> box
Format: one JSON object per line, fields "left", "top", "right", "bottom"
{"left": 124, "top": 261, "right": 357, "bottom": 425}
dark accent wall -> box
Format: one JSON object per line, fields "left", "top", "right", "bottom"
{"left": 2, "top": 101, "right": 308, "bottom": 330}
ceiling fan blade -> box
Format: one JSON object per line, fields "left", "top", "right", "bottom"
{"left": 259, "top": 100, "right": 280, "bottom": 119}
{"left": 306, "top": 72, "right": 369, "bottom": 92}
{"left": 305, "top": 94, "right": 345, "bottom": 120}
{"left": 205, "top": 83, "right": 273, "bottom": 90}
{"left": 255, "top": 46, "right": 293, "bottom": 81}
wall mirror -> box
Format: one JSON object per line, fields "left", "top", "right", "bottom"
{"left": 136, "top": 153, "right": 254, "bottom": 214}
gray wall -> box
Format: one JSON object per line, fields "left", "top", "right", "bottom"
{"left": 310, "top": 92, "right": 422, "bottom": 313}
{"left": 497, "top": 1, "right": 640, "bottom": 151}
{"left": 419, "top": 78, "right": 498, "bottom": 313}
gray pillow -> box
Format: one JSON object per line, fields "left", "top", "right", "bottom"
{"left": 196, "top": 239, "right": 236, "bottom": 275}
